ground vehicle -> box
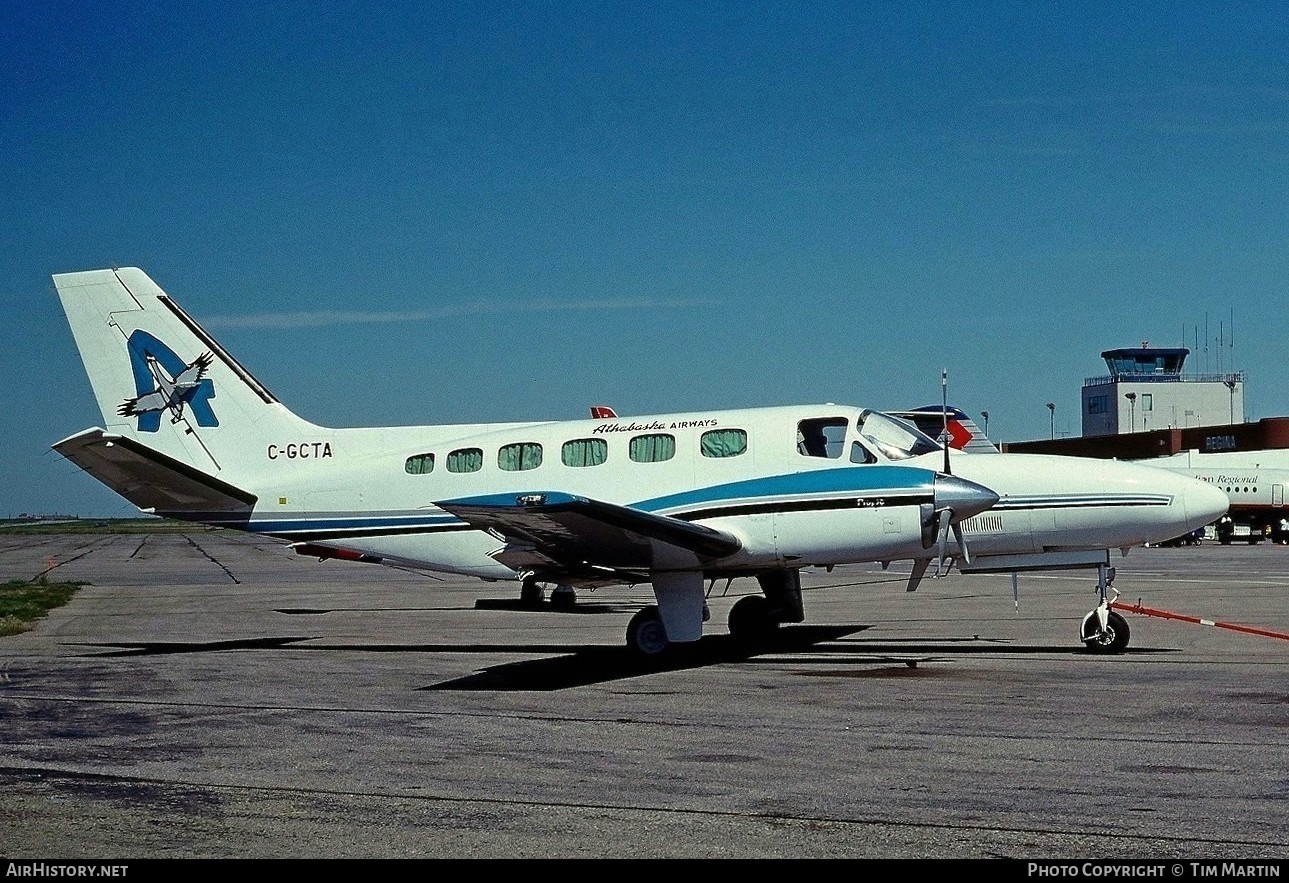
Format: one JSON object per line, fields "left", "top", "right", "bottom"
{"left": 1216, "top": 517, "right": 1263, "bottom": 545}
{"left": 1158, "top": 527, "right": 1205, "bottom": 547}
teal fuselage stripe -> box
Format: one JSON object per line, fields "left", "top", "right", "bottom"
{"left": 202, "top": 465, "right": 1168, "bottom": 542}
{"left": 230, "top": 466, "right": 942, "bottom": 539}
{"left": 635, "top": 466, "right": 937, "bottom": 513}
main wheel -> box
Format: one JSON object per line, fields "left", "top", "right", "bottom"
{"left": 728, "top": 595, "right": 776, "bottom": 643}
{"left": 626, "top": 605, "right": 670, "bottom": 656}
{"left": 1081, "top": 609, "right": 1130, "bottom": 654}
{"left": 550, "top": 585, "right": 577, "bottom": 611}
{"left": 519, "top": 576, "right": 544, "bottom": 608}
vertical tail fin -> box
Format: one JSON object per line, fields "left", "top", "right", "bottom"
{"left": 892, "top": 406, "right": 999, "bottom": 453}
{"left": 53, "top": 267, "right": 317, "bottom": 484}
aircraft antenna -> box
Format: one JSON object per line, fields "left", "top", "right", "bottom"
{"left": 941, "top": 369, "right": 951, "bottom": 474}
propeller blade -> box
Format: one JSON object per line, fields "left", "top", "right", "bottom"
{"left": 934, "top": 507, "right": 953, "bottom": 577}
{"left": 919, "top": 502, "right": 938, "bottom": 549}
{"left": 952, "top": 522, "right": 971, "bottom": 566}
{"left": 907, "top": 558, "right": 931, "bottom": 592}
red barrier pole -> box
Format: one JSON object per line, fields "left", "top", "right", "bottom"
{"left": 1111, "top": 599, "right": 1289, "bottom": 642}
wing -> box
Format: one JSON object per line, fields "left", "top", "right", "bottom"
{"left": 118, "top": 391, "right": 168, "bottom": 416}
{"left": 174, "top": 352, "right": 214, "bottom": 386}
{"left": 434, "top": 491, "right": 742, "bottom": 576}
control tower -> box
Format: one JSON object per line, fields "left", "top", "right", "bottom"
{"left": 1081, "top": 344, "right": 1245, "bottom": 437}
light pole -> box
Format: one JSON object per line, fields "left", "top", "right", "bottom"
{"left": 1224, "top": 379, "right": 1237, "bottom": 424}
{"left": 1125, "top": 392, "right": 1137, "bottom": 433}
{"left": 1046, "top": 402, "right": 1055, "bottom": 439}
{"left": 980, "top": 410, "right": 990, "bottom": 438}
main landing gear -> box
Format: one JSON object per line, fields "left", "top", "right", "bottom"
{"left": 1079, "top": 563, "right": 1130, "bottom": 654}
{"left": 519, "top": 575, "right": 544, "bottom": 607}
{"left": 626, "top": 570, "right": 805, "bottom": 657}
{"left": 725, "top": 570, "right": 806, "bottom": 644}
{"left": 519, "top": 575, "right": 577, "bottom": 610}
{"left": 626, "top": 602, "right": 714, "bottom": 656}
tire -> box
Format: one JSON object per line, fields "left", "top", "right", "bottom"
{"left": 519, "top": 576, "right": 544, "bottom": 607}
{"left": 728, "top": 595, "right": 776, "bottom": 643}
{"left": 626, "top": 605, "right": 670, "bottom": 656}
{"left": 1081, "top": 610, "right": 1130, "bottom": 654}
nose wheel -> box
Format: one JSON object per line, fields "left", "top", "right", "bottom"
{"left": 1081, "top": 564, "right": 1130, "bottom": 654}
{"left": 1081, "top": 607, "right": 1131, "bottom": 654}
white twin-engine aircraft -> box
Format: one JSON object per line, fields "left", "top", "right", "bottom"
{"left": 50, "top": 268, "right": 1229, "bottom": 657}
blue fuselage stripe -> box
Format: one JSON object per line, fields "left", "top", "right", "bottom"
{"left": 219, "top": 467, "right": 1168, "bottom": 543}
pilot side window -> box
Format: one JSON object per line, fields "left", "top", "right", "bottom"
{"left": 404, "top": 453, "right": 435, "bottom": 475}
{"left": 701, "top": 428, "right": 747, "bottom": 458}
{"left": 629, "top": 433, "right": 676, "bottom": 463}
{"left": 797, "top": 418, "right": 848, "bottom": 458}
{"left": 850, "top": 441, "right": 877, "bottom": 464}
{"left": 446, "top": 447, "right": 484, "bottom": 473}
{"left": 498, "top": 442, "right": 543, "bottom": 471}
{"left": 562, "top": 438, "right": 607, "bottom": 467}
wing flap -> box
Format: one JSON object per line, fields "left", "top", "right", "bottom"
{"left": 435, "top": 491, "right": 742, "bottom": 571}
{"left": 53, "top": 428, "right": 256, "bottom": 515}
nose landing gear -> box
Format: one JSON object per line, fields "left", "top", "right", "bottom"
{"left": 1080, "top": 564, "right": 1130, "bottom": 654}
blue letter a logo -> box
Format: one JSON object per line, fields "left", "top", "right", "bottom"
{"left": 120, "top": 330, "right": 219, "bottom": 432}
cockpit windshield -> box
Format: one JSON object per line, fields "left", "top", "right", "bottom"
{"left": 856, "top": 409, "right": 944, "bottom": 461}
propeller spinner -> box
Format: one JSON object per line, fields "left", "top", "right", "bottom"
{"left": 910, "top": 472, "right": 1000, "bottom": 591}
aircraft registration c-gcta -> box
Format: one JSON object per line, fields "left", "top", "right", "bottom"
{"left": 50, "top": 268, "right": 1229, "bottom": 656}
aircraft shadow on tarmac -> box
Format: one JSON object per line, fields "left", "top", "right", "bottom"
{"left": 71, "top": 622, "right": 1179, "bottom": 692}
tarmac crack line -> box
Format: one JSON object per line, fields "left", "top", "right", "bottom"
{"left": 2, "top": 764, "right": 1285, "bottom": 853}
{"left": 183, "top": 534, "right": 241, "bottom": 583}
{"left": 28, "top": 535, "right": 116, "bottom": 581}
{"left": 0, "top": 693, "right": 1273, "bottom": 749}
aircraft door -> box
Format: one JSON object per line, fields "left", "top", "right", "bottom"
{"left": 1274, "top": 484, "right": 1284, "bottom": 507}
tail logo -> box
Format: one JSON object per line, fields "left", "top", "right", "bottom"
{"left": 120, "top": 330, "right": 219, "bottom": 432}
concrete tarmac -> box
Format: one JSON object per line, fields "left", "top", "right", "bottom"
{"left": 1, "top": 529, "right": 1287, "bottom": 859}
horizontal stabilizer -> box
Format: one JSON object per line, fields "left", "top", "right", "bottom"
{"left": 435, "top": 491, "right": 742, "bottom": 570}
{"left": 52, "top": 428, "right": 256, "bottom": 516}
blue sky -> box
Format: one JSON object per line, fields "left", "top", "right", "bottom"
{"left": 4, "top": 2, "right": 1287, "bottom": 517}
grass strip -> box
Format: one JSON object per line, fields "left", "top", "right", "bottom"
{"left": 0, "top": 579, "right": 84, "bottom": 636}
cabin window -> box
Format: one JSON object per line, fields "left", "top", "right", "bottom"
{"left": 797, "top": 417, "right": 848, "bottom": 458}
{"left": 404, "top": 453, "right": 435, "bottom": 475}
{"left": 446, "top": 447, "right": 484, "bottom": 473}
{"left": 629, "top": 433, "right": 676, "bottom": 463}
{"left": 562, "top": 438, "right": 607, "bottom": 467}
{"left": 701, "top": 428, "right": 747, "bottom": 458}
{"left": 850, "top": 441, "right": 877, "bottom": 464}
{"left": 498, "top": 442, "right": 543, "bottom": 471}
